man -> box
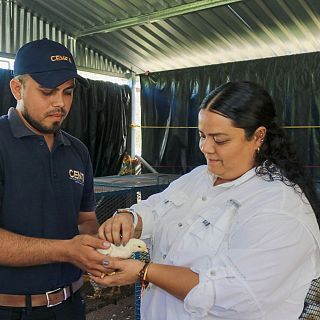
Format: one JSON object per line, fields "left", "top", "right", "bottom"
{"left": 0, "top": 38, "right": 111, "bottom": 320}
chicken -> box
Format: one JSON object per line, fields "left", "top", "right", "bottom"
{"left": 97, "top": 238, "right": 148, "bottom": 258}
{"left": 88, "top": 239, "right": 148, "bottom": 299}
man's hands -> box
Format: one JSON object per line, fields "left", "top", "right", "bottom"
{"left": 63, "top": 234, "right": 115, "bottom": 277}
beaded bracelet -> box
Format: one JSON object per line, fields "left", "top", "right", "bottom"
{"left": 137, "top": 261, "right": 152, "bottom": 290}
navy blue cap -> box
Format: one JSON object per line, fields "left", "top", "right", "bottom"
{"left": 13, "top": 38, "right": 88, "bottom": 88}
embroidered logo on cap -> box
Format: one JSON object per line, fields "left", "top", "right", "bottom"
{"left": 50, "top": 55, "right": 72, "bottom": 63}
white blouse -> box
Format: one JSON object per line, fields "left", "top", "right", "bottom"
{"left": 132, "top": 166, "right": 320, "bottom": 320}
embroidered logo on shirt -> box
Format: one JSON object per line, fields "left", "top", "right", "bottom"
{"left": 69, "top": 169, "right": 84, "bottom": 185}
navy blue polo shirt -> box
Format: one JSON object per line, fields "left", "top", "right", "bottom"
{"left": 0, "top": 107, "right": 95, "bottom": 294}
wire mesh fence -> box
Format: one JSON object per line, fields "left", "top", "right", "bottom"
{"left": 299, "top": 277, "right": 320, "bottom": 319}
{"left": 94, "top": 173, "right": 179, "bottom": 224}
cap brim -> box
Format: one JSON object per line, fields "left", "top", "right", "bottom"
{"left": 30, "top": 70, "right": 89, "bottom": 88}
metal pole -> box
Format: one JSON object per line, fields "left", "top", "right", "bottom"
{"left": 135, "top": 155, "right": 158, "bottom": 174}
{"left": 131, "top": 73, "right": 136, "bottom": 158}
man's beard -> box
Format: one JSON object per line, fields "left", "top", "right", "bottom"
{"left": 21, "top": 109, "right": 63, "bottom": 134}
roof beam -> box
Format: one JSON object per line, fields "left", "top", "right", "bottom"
{"left": 75, "top": 0, "right": 244, "bottom": 38}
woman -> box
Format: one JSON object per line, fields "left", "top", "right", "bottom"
{"left": 92, "top": 81, "right": 320, "bottom": 319}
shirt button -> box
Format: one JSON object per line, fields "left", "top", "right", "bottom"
{"left": 39, "top": 141, "right": 44, "bottom": 146}
{"left": 53, "top": 173, "right": 57, "bottom": 177}
{"left": 178, "top": 222, "right": 183, "bottom": 227}
{"left": 162, "top": 254, "right": 167, "bottom": 259}
{"left": 202, "top": 196, "right": 206, "bottom": 201}
{"left": 210, "top": 270, "right": 216, "bottom": 276}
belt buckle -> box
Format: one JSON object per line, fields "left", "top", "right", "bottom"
{"left": 45, "top": 287, "right": 67, "bottom": 307}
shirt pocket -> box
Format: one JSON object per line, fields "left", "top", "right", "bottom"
{"left": 187, "top": 208, "right": 225, "bottom": 254}
{"left": 189, "top": 211, "right": 216, "bottom": 236}
{"left": 153, "top": 190, "right": 188, "bottom": 220}
{"left": 170, "top": 209, "right": 222, "bottom": 265}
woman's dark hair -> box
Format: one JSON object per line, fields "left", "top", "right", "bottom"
{"left": 200, "top": 81, "right": 319, "bottom": 223}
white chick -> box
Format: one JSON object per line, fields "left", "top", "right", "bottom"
{"left": 97, "top": 238, "right": 148, "bottom": 258}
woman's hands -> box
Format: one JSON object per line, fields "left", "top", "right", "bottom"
{"left": 89, "top": 258, "right": 145, "bottom": 287}
{"left": 98, "top": 212, "right": 135, "bottom": 245}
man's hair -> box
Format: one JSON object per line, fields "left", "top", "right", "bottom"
{"left": 14, "top": 74, "right": 28, "bottom": 86}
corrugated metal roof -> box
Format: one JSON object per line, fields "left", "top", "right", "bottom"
{"left": 6, "top": 0, "right": 320, "bottom": 74}
{"left": 0, "top": 0, "right": 130, "bottom": 76}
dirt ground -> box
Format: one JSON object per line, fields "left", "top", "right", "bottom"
{"left": 82, "top": 276, "right": 136, "bottom": 320}
{"left": 86, "top": 294, "right": 135, "bottom": 320}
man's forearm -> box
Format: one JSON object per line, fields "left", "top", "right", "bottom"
{"left": 78, "top": 220, "right": 99, "bottom": 235}
{"left": 0, "top": 228, "right": 67, "bottom": 267}
{"left": 78, "top": 211, "right": 99, "bottom": 235}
